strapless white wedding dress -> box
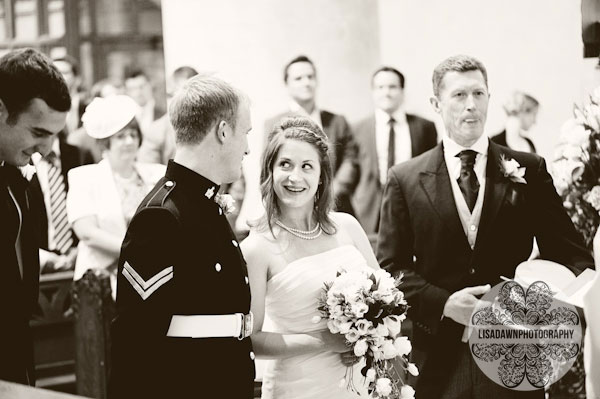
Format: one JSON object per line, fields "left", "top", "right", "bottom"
{"left": 261, "top": 245, "right": 371, "bottom": 399}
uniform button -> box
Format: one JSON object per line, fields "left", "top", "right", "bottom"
{"left": 469, "top": 268, "right": 475, "bottom": 275}
{"left": 245, "top": 276, "right": 249, "bottom": 284}
{"left": 470, "top": 225, "right": 476, "bottom": 232}
{"left": 232, "top": 240, "right": 239, "bottom": 247}
{"left": 250, "top": 351, "right": 255, "bottom": 360}
{"left": 165, "top": 180, "right": 174, "bottom": 187}
{"left": 215, "top": 263, "right": 222, "bottom": 272}
{"left": 219, "top": 208, "right": 223, "bottom": 215}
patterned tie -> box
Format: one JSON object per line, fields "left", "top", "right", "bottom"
{"left": 387, "top": 117, "right": 396, "bottom": 172}
{"left": 46, "top": 152, "right": 73, "bottom": 254}
{"left": 456, "top": 150, "right": 479, "bottom": 212}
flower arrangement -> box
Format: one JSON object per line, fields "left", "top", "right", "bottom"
{"left": 316, "top": 268, "right": 416, "bottom": 399}
{"left": 214, "top": 193, "right": 236, "bottom": 215}
{"left": 553, "top": 87, "right": 600, "bottom": 248}
{"left": 500, "top": 155, "right": 526, "bottom": 184}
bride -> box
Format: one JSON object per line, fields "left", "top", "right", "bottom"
{"left": 241, "top": 116, "right": 379, "bottom": 398}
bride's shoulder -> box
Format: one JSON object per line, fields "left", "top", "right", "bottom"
{"left": 240, "top": 229, "right": 277, "bottom": 262}
{"left": 329, "top": 211, "right": 362, "bottom": 231}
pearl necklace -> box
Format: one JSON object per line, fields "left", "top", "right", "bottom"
{"left": 275, "top": 220, "right": 322, "bottom": 240}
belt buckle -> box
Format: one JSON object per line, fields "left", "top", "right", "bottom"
{"left": 238, "top": 312, "right": 253, "bottom": 340}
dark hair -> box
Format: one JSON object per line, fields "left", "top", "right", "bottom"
{"left": 52, "top": 54, "right": 79, "bottom": 76}
{"left": 432, "top": 55, "right": 488, "bottom": 97}
{"left": 125, "top": 68, "right": 149, "bottom": 82}
{"left": 372, "top": 66, "right": 405, "bottom": 89}
{"left": 96, "top": 118, "right": 143, "bottom": 151}
{"left": 0, "top": 48, "right": 71, "bottom": 123}
{"left": 283, "top": 55, "right": 316, "bottom": 83}
{"left": 169, "top": 74, "right": 244, "bottom": 145}
{"left": 251, "top": 116, "right": 336, "bottom": 236}
{"left": 172, "top": 66, "right": 198, "bottom": 80}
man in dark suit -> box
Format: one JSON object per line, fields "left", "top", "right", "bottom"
{"left": 353, "top": 66, "right": 437, "bottom": 239}
{"left": 377, "top": 55, "right": 593, "bottom": 398}
{"left": 265, "top": 55, "right": 358, "bottom": 215}
{"left": 28, "top": 134, "right": 94, "bottom": 273}
{"left": 125, "top": 69, "right": 166, "bottom": 139}
{"left": 110, "top": 75, "right": 255, "bottom": 398}
{"left": 0, "top": 48, "right": 70, "bottom": 385}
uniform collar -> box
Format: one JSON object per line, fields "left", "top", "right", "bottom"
{"left": 165, "top": 160, "right": 220, "bottom": 201}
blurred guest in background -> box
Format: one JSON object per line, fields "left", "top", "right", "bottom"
{"left": 138, "top": 65, "right": 198, "bottom": 164}
{"left": 265, "top": 55, "right": 358, "bottom": 215}
{"left": 353, "top": 66, "right": 437, "bottom": 240}
{"left": 52, "top": 54, "right": 86, "bottom": 135}
{"left": 491, "top": 91, "right": 539, "bottom": 153}
{"left": 68, "top": 78, "right": 124, "bottom": 162}
{"left": 125, "top": 69, "right": 165, "bottom": 136}
{"left": 0, "top": 47, "right": 70, "bottom": 386}
{"left": 66, "top": 95, "right": 164, "bottom": 298}
{"left": 28, "top": 134, "right": 94, "bottom": 273}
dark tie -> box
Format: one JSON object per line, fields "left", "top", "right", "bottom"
{"left": 456, "top": 150, "right": 479, "bottom": 212}
{"left": 387, "top": 117, "right": 396, "bottom": 172}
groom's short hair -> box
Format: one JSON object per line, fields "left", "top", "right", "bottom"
{"left": 432, "top": 55, "right": 488, "bottom": 98}
{"left": 169, "top": 74, "right": 245, "bottom": 145}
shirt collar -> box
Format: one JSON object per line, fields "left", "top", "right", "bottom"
{"left": 375, "top": 107, "right": 407, "bottom": 125}
{"left": 443, "top": 132, "right": 489, "bottom": 159}
{"left": 165, "top": 160, "right": 220, "bottom": 202}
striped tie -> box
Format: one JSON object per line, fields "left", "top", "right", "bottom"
{"left": 47, "top": 152, "right": 73, "bottom": 254}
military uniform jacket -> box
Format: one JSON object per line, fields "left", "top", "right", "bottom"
{"left": 109, "top": 161, "right": 255, "bottom": 399}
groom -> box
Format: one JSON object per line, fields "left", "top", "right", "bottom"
{"left": 109, "top": 75, "right": 255, "bottom": 398}
{"left": 377, "top": 55, "right": 593, "bottom": 398}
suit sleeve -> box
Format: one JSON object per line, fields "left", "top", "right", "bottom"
{"left": 333, "top": 116, "right": 359, "bottom": 196}
{"left": 530, "top": 157, "right": 594, "bottom": 273}
{"left": 377, "top": 169, "right": 450, "bottom": 334}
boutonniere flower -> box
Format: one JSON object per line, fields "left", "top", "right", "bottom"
{"left": 214, "top": 193, "right": 236, "bottom": 215}
{"left": 18, "top": 164, "right": 36, "bottom": 182}
{"left": 500, "top": 155, "right": 526, "bottom": 184}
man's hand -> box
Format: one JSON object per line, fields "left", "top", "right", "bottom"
{"left": 443, "top": 284, "right": 491, "bottom": 326}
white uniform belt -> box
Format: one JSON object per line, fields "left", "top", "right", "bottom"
{"left": 166, "top": 312, "right": 253, "bottom": 340}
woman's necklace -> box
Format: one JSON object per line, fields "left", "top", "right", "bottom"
{"left": 275, "top": 219, "right": 322, "bottom": 240}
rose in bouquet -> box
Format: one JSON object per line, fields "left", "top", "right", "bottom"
{"left": 316, "top": 268, "right": 416, "bottom": 398}
{"left": 553, "top": 86, "right": 600, "bottom": 248}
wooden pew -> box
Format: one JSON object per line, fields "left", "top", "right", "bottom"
{"left": 32, "top": 271, "right": 76, "bottom": 393}
{"left": 0, "top": 380, "right": 89, "bottom": 399}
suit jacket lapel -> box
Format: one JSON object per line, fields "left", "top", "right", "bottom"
{"left": 407, "top": 114, "right": 421, "bottom": 157}
{"left": 472, "top": 141, "right": 510, "bottom": 254}
{"left": 365, "top": 116, "right": 381, "bottom": 186}
{"left": 419, "top": 144, "right": 471, "bottom": 251}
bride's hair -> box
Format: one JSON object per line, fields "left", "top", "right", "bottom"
{"left": 250, "top": 115, "right": 336, "bottom": 236}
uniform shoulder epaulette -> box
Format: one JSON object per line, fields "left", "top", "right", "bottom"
{"left": 144, "top": 179, "right": 176, "bottom": 208}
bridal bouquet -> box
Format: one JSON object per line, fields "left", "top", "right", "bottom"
{"left": 316, "top": 268, "right": 416, "bottom": 399}
{"left": 553, "top": 86, "right": 600, "bottom": 248}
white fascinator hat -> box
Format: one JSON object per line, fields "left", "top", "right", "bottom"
{"left": 82, "top": 95, "right": 140, "bottom": 139}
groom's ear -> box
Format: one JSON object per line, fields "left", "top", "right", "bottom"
{"left": 215, "top": 120, "right": 228, "bottom": 144}
{"left": 429, "top": 96, "right": 441, "bottom": 114}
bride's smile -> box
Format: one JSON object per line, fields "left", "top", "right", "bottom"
{"left": 273, "top": 138, "right": 321, "bottom": 214}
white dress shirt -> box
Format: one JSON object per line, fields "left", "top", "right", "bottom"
{"left": 375, "top": 108, "right": 412, "bottom": 185}
{"left": 32, "top": 140, "right": 62, "bottom": 253}
{"left": 442, "top": 133, "right": 489, "bottom": 249}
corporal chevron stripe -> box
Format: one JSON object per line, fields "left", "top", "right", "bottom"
{"left": 47, "top": 153, "right": 73, "bottom": 254}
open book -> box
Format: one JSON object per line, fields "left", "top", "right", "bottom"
{"left": 510, "top": 259, "right": 596, "bottom": 308}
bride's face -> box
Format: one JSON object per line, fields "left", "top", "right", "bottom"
{"left": 273, "top": 138, "right": 321, "bottom": 212}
